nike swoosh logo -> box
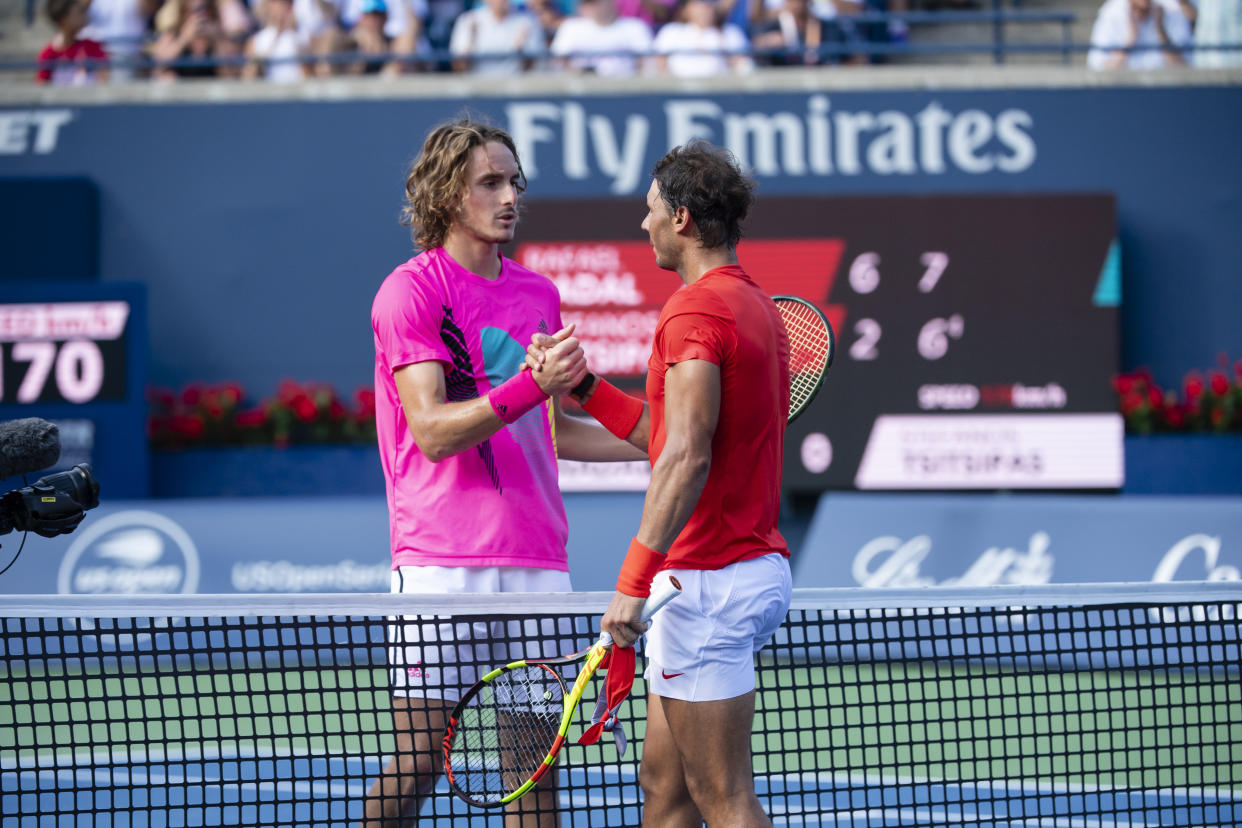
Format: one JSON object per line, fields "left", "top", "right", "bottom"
{"left": 661, "top": 670, "right": 684, "bottom": 679}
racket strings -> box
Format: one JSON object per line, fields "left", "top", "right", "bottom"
{"left": 777, "top": 301, "right": 832, "bottom": 413}
{"left": 447, "top": 664, "right": 565, "bottom": 803}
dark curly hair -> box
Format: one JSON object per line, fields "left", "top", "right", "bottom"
{"left": 402, "top": 119, "right": 526, "bottom": 252}
{"left": 651, "top": 141, "right": 756, "bottom": 251}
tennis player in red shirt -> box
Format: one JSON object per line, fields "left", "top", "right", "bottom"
{"left": 533, "top": 141, "right": 791, "bottom": 826}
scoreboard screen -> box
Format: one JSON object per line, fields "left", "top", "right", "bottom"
{"left": 516, "top": 194, "right": 1122, "bottom": 492}
{"left": 0, "top": 284, "right": 149, "bottom": 498}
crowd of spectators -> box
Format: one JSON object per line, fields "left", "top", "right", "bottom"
{"left": 33, "top": 0, "right": 912, "bottom": 83}
{"left": 34, "top": 0, "right": 1242, "bottom": 83}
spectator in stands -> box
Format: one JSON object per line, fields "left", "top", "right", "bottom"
{"left": 752, "top": 0, "right": 866, "bottom": 64}
{"left": 37, "top": 0, "right": 110, "bottom": 85}
{"left": 1195, "top": 0, "right": 1242, "bottom": 67}
{"left": 291, "top": 0, "right": 347, "bottom": 76}
{"left": 616, "top": 0, "right": 677, "bottom": 28}
{"left": 1087, "top": 0, "right": 1194, "bottom": 68}
{"left": 527, "top": 0, "right": 568, "bottom": 42}
{"left": 243, "top": 0, "right": 307, "bottom": 81}
{"left": 342, "top": 0, "right": 396, "bottom": 73}
{"left": 449, "top": 0, "right": 546, "bottom": 73}
{"left": 151, "top": 0, "right": 244, "bottom": 79}
{"left": 550, "top": 0, "right": 654, "bottom": 74}
{"left": 155, "top": 0, "right": 253, "bottom": 77}
{"left": 652, "top": 0, "right": 751, "bottom": 75}
{"left": 80, "top": 0, "right": 159, "bottom": 80}
{"left": 339, "top": 0, "right": 429, "bottom": 73}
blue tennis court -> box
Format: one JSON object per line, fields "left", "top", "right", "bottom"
{"left": 6, "top": 749, "right": 1241, "bottom": 826}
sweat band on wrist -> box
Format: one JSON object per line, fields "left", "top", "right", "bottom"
{"left": 487, "top": 370, "right": 549, "bottom": 424}
{"left": 569, "top": 371, "right": 597, "bottom": 402}
{"left": 616, "top": 537, "right": 664, "bottom": 598}
{"left": 582, "top": 378, "right": 643, "bottom": 440}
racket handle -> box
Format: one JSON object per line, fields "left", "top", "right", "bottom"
{"left": 598, "top": 574, "right": 682, "bottom": 647}
{"left": 642, "top": 573, "right": 682, "bottom": 621}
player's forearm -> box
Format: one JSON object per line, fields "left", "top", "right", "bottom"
{"left": 554, "top": 412, "right": 648, "bottom": 461}
{"left": 405, "top": 396, "right": 510, "bottom": 462}
{"left": 634, "top": 438, "right": 710, "bottom": 551}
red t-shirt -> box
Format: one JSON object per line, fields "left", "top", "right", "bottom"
{"left": 646, "top": 265, "right": 791, "bottom": 570}
{"left": 36, "top": 39, "right": 108, "bottom": 85}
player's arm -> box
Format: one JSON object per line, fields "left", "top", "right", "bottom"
{"left": 633, "top": 358, "right": 719, "bottom": 552}
{"left": 527, "top": 334, "right": 651, "bottom": 451}
{"left": 396, "top": 327, "right": 587, "bottom": 462}
{"left": 601, "top": 358, "right": 720, "bottom": 646}
{"left": 552, "top": 397, "right": 648, "bottom": 461}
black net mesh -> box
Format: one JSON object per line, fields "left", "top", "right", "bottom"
{"left": 2, "top": 587, "right": 1240, "bottom": 826}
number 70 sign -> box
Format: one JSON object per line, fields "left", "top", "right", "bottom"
{"left": 0, "top": 302, "right": 130, "bottom": 405}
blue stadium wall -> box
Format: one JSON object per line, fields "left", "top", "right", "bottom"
{"left": 2, "top": 73, "right": 1240, "bottom": 595}
{"left": 1, "top": 72, "right": 1239, "bottom": 395}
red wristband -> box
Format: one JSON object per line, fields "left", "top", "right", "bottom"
{"left": 582, "top": 378, "right": 643, "bottom": 440}
{"left": 617, "top": 537, "right": 664, "bottom": 598}
{"left": 488, "top": 370, "right": 548, "bottom": 424}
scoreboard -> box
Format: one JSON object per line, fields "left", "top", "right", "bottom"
{"left": 0, "top": 283, "right": 149, "bottom": 498}
{"left": 516, "top": 194, "right": 1122, "bottom": 492}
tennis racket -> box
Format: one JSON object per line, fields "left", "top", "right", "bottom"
{"left": 773, "top": 295, "right": 835, "bottom": 423}
{"left": 442, "top": 574, "right": 683, "bottom": 808}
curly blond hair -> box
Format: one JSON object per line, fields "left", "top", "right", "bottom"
{"left": 401, "top": 120, "right": 527, "bottom": 252}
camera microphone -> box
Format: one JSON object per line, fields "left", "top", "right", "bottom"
{"left": 0, "top": 418, "right": 62, "bottom": 480}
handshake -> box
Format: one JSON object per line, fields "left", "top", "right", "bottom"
{"left": 524, "top": 324, "right": 596, "bottom": 402}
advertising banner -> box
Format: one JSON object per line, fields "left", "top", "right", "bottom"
{"left": 795, "top": 492, "right": 1242, "bottom": 588}
{"left": 0, "top": 493, "right": 649, "bottom": 595}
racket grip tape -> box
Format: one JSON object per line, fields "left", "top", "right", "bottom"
{"left": 598, "top": 574, "right": 681, "bottom": 647}
{"left": 642, "top": 573, "right": 682, "bottom": 620}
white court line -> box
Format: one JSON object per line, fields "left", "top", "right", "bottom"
{"left": 762, "top": 770, "right": 1242, "bottom": 804}
{"left": 13, "top": 767, "right": 360, "bottom": 799}
{"left": 768, "top": 808, "right": 1164, "bottom": 827}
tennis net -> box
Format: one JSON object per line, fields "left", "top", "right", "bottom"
{"left": 2, "top": 582, "right": 1240, "bottom": 827}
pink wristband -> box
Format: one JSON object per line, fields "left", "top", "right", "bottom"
{"left": 488, "top": 370, "right": 549, "bottom": 424}
{"left": 616, "top": 537, "right": 664, "bottom": 598}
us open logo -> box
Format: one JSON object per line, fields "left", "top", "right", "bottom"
{"left": 57, "top": 510, "right": 200, "bottom": 594}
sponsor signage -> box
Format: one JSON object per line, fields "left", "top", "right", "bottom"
{"left": 0, "top": 495, "right": 643, "bottom": 595}
{"left": 520, "top": 194, "right": 1121, "bottom": 492}
{"left": 795, "top": 492, "right": 1242, "bottom": 588}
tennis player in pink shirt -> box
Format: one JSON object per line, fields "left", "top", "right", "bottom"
{"left": 364, "top": 119, "right": 644, "bottom": 827}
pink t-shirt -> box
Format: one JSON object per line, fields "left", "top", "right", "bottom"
{"left": 372, "top": 248, "right": 568, "bottom": 570}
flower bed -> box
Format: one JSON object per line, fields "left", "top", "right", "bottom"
{"left": 148, "top": 380, "right": 377, "bottom": 449}
{"left": 1113, "top": 355, "right": 1242, "bottom": 434}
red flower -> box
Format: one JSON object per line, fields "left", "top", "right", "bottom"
{"left": 1185, "top": 373, "right": 1204, "bottom": 403}
{"left": 1147, "top": 386, "right": 1163, "bottom": 408}
{"left": 1120, "top": 391, "right": 1145, "bottom": 415}
{"left": 181, "top": 384, "right": 203, "bottom": 406}
{"left": 171, "top": 414, "right": 204, "bottom": 438}
{"left": 236, "top": 409, "right": 267, "bottom": 428}
{"left": 1209, "top": 372, "right": 1230, "bottom": 397}
{"left": 277, "top": 379, "right": 304, "bottom": 405}
{"left": 293, "top": 396, "right": 318, "bottom": 423}
{"left": 220, "top": 383, "right": 244, "bottom": 406}
{"left": 329, "top": 399, "right": 346, "bottom": 420}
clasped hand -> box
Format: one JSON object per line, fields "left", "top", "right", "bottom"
{"left": 525, "top": 324, "right": 588, "bottom": 396}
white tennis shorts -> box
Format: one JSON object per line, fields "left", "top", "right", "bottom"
{"left": 645, "top": 553, "right": 792, "bottom": 702}
{"left": 388, "top": 565, "right": 574, "bottom": 702}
